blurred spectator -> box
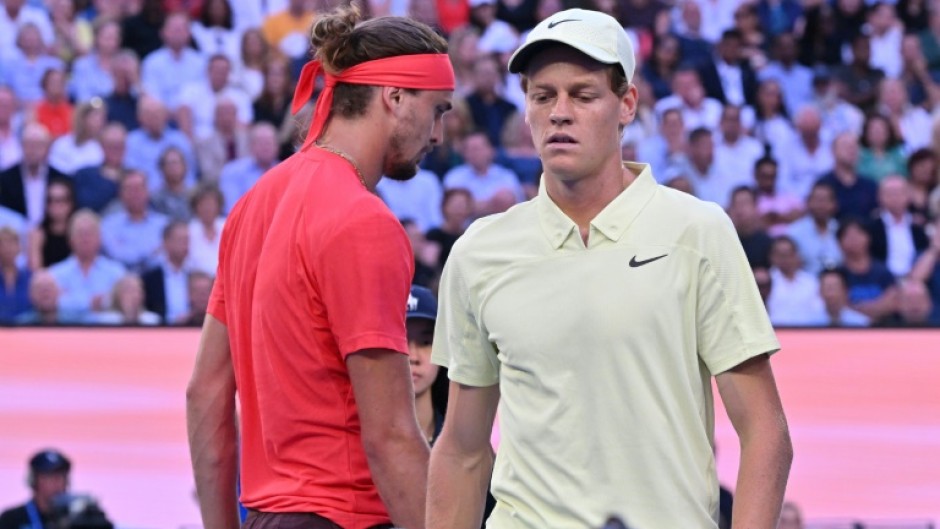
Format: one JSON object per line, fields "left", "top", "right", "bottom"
{"left": 187, "top": 184, "right": 224, "bottom": 275}
{"left": 141, "top": 12, "right": 207, "bottom": 113}
{"left": 142, "top": 220, "right": 191, "bottom": 324}
{"left": 74, "top": 123, "right": 126, "bottom": 213}
{"left": 0, "top": 206, "right": 26, "bottom": 258}
{"left": 755, "top": 156, "right": 804, "bottom": 235}
{"left": 760, "top": 32, "right": 814, "bottom": 116}
{"left": 81, "top": 0, "right": 125, "bottom": 23}
{"left": 812, "top": 66, "right": 864, "bottom": 138}
{"left": 807, "top": 267, "right": 870, "bottom": 326}
{"left": 767, "top": 235, "right": 824, "bottom": 326}
{"left": 178, "top": 54, "right": 253, "bottom": 139}
{"left": 234, "top": 28, "right": 268, "bottom": 102}
{"left": 0, "top": 122, "right": 66, "bottom": 228}
{"left": 899, "top": 34, "right": 939, "bottom": 109}
{"left": 196, "top": 99, "right": 250, "bottom": 183}
{"left": 907, "top": 148, "right": 938, "bottom": 224}
{"left": 87, "top": 273, "right": 161, "bottom": 325}
{"left": 69, "top": 19, "right": 121, "bottom": 103}
{"left": 910, "top": 218, "right": 940, "bottom": 318}
{"left": 817, "top": 132, "right": 879, "bottom": 220}
{"left": 835, "top": 35, "right": 886, "bottom": 112}
{"left": 466, "top": 54, "right": 517, "bottom": 147}
{"left": 121, "top": 0, "right": 165, "bottom": 59}
{"left": 672, "top": 1, "right": 712, "bottom": 65}
{"left": 26, "top": 177, "right": 73, "bottom": 270}
{"left": 869, "top": 175, "right": 929, "bottom": 277}
{"left": 0, "top": 450, "right": 76, "bottom": 528}
{"left": 753, "top": 265, "right": 772, "bottom": 305}
{"left": 31, "top": 68, "right": 71, "bottom": 139}
{"left": 836, "top": 217, "right": 898, "bottom": 323}
{"left": 496, "top": 112, "right": 541, "bottom": 198}
{"left": 14, "top": 268, "right": 81, "bottom": 324}
{"left": 0, "top": 224, "right": 30, "bottom": 323}
{"left": 0, "top": 0, "right": 54, "bottom": 57}
{"left": 182, "top": 269, "right": 212, "bottom": 326}
{"left": 444, "top": 131, "right": 523, "bottom": 217}
{"left": 787, "top": 182, "right": 843, "bottom": 274}
{"left": 48, "top": 209, "right": 126, "bottom": 314}
{"left": 448, "top": 26, "right": 482, "bottom": 98}
{"left": 252, "top": 56, "right": 293, "bottom": 134}
{"left": 731, "top": 3, "right": 767, "bottom": 66}
{"left": 641, "top": 33, "right": 681, "bottom": 100}
{"left": 125, "top": 96, "right": 197, "bottom": 192}
{"left": 919, "top": 7, "right": 940, "bottom": 73}
{"left": 260, "top": 0, "right": 315, "bottom": 61}
{"left": 654, "top": 66, "right": 723, "bottom": 132}
{"left": 831, "top": 0, "right": 868, "bottom": 61}
{"left": 894, "top": 278, "right": 938, "bottom": 325}
{"left": 402, "top": 218, "right": 439, "bottom": 288}
{"left": 2, "top": 23, "right": 64, "bottom": 105}
{"left": 619, "top": 0, "right": 670, "bottom": 35}
{"left": 423, "top": 97, "right": 471, "bottom": 179}
{"left": 0, "top": 86, "right": 22, "bottom": 170}
{"left": 858, "top": 113, "right": 907, "bottom": 182}
{"left": 48, "top": 99, "right": 106, "bottom": 175}
{"left": 866, "top": 2, "right": 902, "bottom": 79}
{"left": 682, "top": 127, "right": 748, "bottom": 208}
{"left": 104, "top": 50, "right": 141, "bottom": 131}
{"left": 468, "top": 0, "right": 519, "bottom": 55}
{"left": 219, "top": 122, "right": 278, "bottom": 213}
{"left": 756, "top": 0, "right": 802, "bottom": 41}
{"left": 727, "top": 185, "right": 773, "bottom": 268}
{"left": 191, "top": 0, "right": 240, "bottom": 65}
{"left": 799, "top": 0, "right": 841, "bottom": 67}
{"left": 714, "top": 104, "right": 764, "bottom": 187}
{"left": 639, "top": 107, "right": 687, "bottom": 181}
{"left": 101, "top": 170, "right": 169, "bottom": 272}
{"left": 47, "top": 0, "right": 92, "bottom": 63}
{"left": 752, "top": 79, "right": 794, "bottom": 159}
{"left": 878, "top": 78, "right": 932, "bottom": 152}
{"left": 699, "top": 29, "right": 758, "bottom": 107}
{"left": 152, "top": 147, "right": 193, "bottom": 221}
{"left": 378, "top": 168, "right": 444, "bottom": 234}
{"left": 779, "top": 106, "right": 834, "bottom": 199}
{"left": 897, "top": 0, "right": 929, "bottom": 32}
{"left": 426, "top": 187, "right": 473, "bottom": 270}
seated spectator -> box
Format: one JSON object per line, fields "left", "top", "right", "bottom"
{"left": 120, "top": 0, "right": 164, "bottom": 60}
{"left": 681, "top": 127, "right": 749, "bottom": 208}
{"left": 74, "top": 123, "right": 127, "bottom": 213}
{"left": 672, "top": 1, "right": 713, "bottom": 66}
{"left": 233, "top": 28, "right": 268, "bottom": 102}
{"left": 468, "top": 0, "right": 519, "bottom": 55}
{"left": 868, "top": 175, "right": 929, "bottom": 277}
{"left": 0, "top": 86, "right": 22, "bottom": 171}
{"left": 0, "top": 123, "right": 66, "bottom": 228}
{"left": 909, "top": 218, "right": 940, "bottom": 321}
{"left": 219, "top": 122, "right": 279, "bottom": 213}
{"left": 87, "top": 273, "right": 161, "bottom": 325}
{"left": 767, "top": 235, "right": 824, "bottom": 326}
{"left": 188, "top": 184, "right": 224, "bottom": 275}
{"left": 1, "top": 23, "right": 64, "bottom": 105}
{"left": 151, "top": 147, "right": 193, "bottom": 221}
{"left": 0, "top": 224, "right": 31, "bottom": 323}
{"left": 816, "top": 132, "right": 879, "bottom": 221}
{"left": 811, "top": 66, "right": 864, "bottom": 139}
{"left": 47, "top": 0, "right": 92, "bottom": 62}
{"left": 835, "top": 35, "right": 886, "bottom": 112}
{"left": 260, "top": 0, "right": 315, "bottom": 61}
{"left": 31, "top": 68, "right": 72, "bottom": 138}
{"left": 835, "top": 217, "right": 898, "bottom": 324}
{"left": 26, "top": 177, "right": 74, "bottom": 270}
{"left": 447, "top": 26, "right": 481, "bottom": 99}
{"left": 755, "top": 156, "right": 804, "bottom": 236}
{"left": 195, "top": 99, "right": 250, "bottom": 183}
{"left": 423, "top": 97, "right": 472, "bottom": 179}
{"left": 714, "top": 104, "right": 764, "bottom": 189}
{"left": 699, "top": 30, "right": 758, "bottom": 107}
{"left": 752, "top": 265, "right": 772, "bottom": 306}
{"left": 48, "top": 209, "right": 126, "bottom": 314}
{"left": 752, "top": 79, "right": 794, "bottom": 159}
{"left": 900, "top": 33, "right": 938, "bottom": 109}
{"left": 907, "top": 149, "right": 938, "bottom": 225}
{"left": 759, "top": 32, "right": 813, "bottom": 116}
{"left": 125, "top": 95, "right": 197, "bottom": 192}
{"left": 69, "top": 19, "right": 121, "bottom": 103}
{"left": 466, "top": 54, "right": 517, "bottom": 148}
{"left": 190, "top": 0, "right": 240, "bottom": 65}
{"left": 426, "top": 188, "right": 473, "bottom": 271}
{"left": 443, "top": 131, "right": 523, "bottom": 217}
{"left": 866, "top": 2, "right": 903, "bottom": 79}
{"left": 402, "top": 218, "right": 439, "bottom": 288}
{"left": 858, "top": 113, "right": 907, "bottom": 182}
{"left": 727, "top": 185, "right": 773, "bottom": 268}
{"left": 787, "top": 182, "right": 843, "bottom": 274}
{"left": 48, "top": 99, "right": 106, "bottom": 175}
{"left": 141, "top": 12, "right": 206, "bottom": 113}
{"left": 142, "top": 220, "right": 191, "bottom": 324}
{"left": 495, "top": 112, "right": 542, "bottom": 198}
{"left": 104, "top": 50, "right": 141, "bottom": 131}
{"left": 756, "top": 0, "right": 802, "bottom": 40}
{"left": 181, "top": 269, "right": 213, "bottom": 326}
{"left": 641, "top": 33, "right": 681, "bottom": 101}
{"left": 806, "top": 268, "right": 870, "bottom": 327}
{"left": 893, "top": 278, "right": 938, "bottom": 326}
{"left": 0, "top": 206, "right": 26, "bottom": 261}
{"left": 778, "top": 106, "right": 834, "bottom": 199}
{"left": 252, "top": 56, "right": 293, "bottom": 133}
{"left": 377, "top": 169, "right": 443, "bottom": 234}
{"left": 653, "top": 66, "right": 723, "bottom": 132}
{"left": 639, "top": 107, "right": 687, "bottom": 182}
{"left": 14, "top": 269, "right": 82, "bottom": 324}
{"left": 0, "top": 0, "right": 54, "bottom": 57}
{"left": 878, "top": 78, "right": 932, "bottom": 152}
{"left": 177, "top": 54, "right": 253, "bottom": 139}
{"left": 101, "top": 170, "right": 169, "bottom": 272}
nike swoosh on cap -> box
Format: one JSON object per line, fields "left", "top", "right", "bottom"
{"left": 629, "top": 254, "right": 668, "bottom": 268}
{"left": 547, "top": 18, "right": 581, "bottom": 28}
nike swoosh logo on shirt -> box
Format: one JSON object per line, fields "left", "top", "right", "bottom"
{"left": 629, "top": 254, "right": 668, "bottom": 268}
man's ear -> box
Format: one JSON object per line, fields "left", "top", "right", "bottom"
{"left": 381, "top": 86, "right": 407, "bottom": 117}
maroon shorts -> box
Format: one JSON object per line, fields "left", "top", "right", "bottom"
{"left": 243, "top": 511, "right": 394, "bottom": 529}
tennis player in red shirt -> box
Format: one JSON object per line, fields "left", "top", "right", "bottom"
{"left": 185, "top": 5, "right": 454, "bottom": 529}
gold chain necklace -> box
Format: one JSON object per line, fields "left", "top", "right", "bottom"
{"left": 314, "top": 141, "right": 367, "bottom": 189}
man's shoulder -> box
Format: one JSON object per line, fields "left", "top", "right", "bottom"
{"left": 0, "top": 503, "right": 28, "bottom": 528}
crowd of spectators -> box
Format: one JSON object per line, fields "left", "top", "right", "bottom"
{"left": 0, "top": 0, "right": 939, "bottom": 327}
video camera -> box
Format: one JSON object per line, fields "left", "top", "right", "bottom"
{"left": 50, "top": 494, "right": 114, "bottom": 529}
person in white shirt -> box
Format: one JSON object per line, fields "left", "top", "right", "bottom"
{"left": 141, "top": 12, "right": 207, "bottom": 113}
{"left": 48, "top": 99, "right": 106, "bottom": 175}
{"left": 377, "top": 168, "right": 444, "bottom": 233}
{"left": 654, "top": 66, "right": 724, "bottom": 132}
{"left": 443, "top": 130, "right": 524, "bottom": 217}
{"left": 767, "top": 235, "right": 825, "bottom": 326}
{"left": 190, "top": 0, "right": 242, "bottom": 66}
{"left": 683, "top": 127, "right": 750, "bottom": 208}
{"left": 177, "top": 54, "right": 253, "bottom": 139}
{"left": 469, "top": 0, "right": 519, "bottom": 54}
{"left": 870, "top": 175, "right": 929, "bottom": 277}
{"left": 759, "top": 33, "right": 814, "bottom": 117}
{"left": 0, "top": 0, "right": 54, "bottom": 57}
{"left": 100, "top": 170, "right": 169, "bottom": 271}
{"left": 877, "top": 78, "right": 933, "bottom": 152}
{"left": 787, "top": 182, "right": 843, "bottom": 274}
{"left": 714, "top": 104, "right": 764, "bottom": 185}
{"left": 187, "top": 184, "right": 224, "bottom": 276}
{"left": 638, "top": 107, "right": 688, "bottom": 182}
{"left": 867, "top": 2, "right": 903, "bottom": 79}
{"left": 777, "top": 106, "right": 834, "bottom": 199}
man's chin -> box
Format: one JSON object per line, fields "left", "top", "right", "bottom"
{"left": 384, "top": 162, "right": 420, "bottom": 182}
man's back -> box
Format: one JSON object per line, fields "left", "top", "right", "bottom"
{"left": 211, "top": 147, "right": 414, "bottom": 528}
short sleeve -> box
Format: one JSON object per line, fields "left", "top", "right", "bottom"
{"left": 695, "top": 204, "right": 780, "bottom": 375}
{"left": 317, "top": 204, "right": 414, "bottom": 358}
{"left": 431, "top": 238, "right": 500, "bottom": 387}
{"left": 206, "top": 221, "right": 229, "bottom": 325}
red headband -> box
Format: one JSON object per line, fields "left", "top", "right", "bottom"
{"left": 291, "top": 53, "right": 456, "bottom": 142}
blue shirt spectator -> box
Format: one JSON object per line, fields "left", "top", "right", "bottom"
{"left": 218, "top": 123, "right": 279, "bottom": 213}
{"left": 0, "top": 224, "right": 31, "bottom": 322}
{"left": 140, "top": 13, "right": 207, "bottom": 111}
{"left": 1, "top": 49, "right": 63, "bottom": 104}
{"left": 125, "top": 97, "right": 197, "bottom": 192}
{"left": 70, "top": 54, "right": 114, "bottom": 103}
{"left": 100, "top": 171, "right": 169, "bottom": 271}
{"left": 49, "top": 254, "right": 126, "bottom": 313}
{"left": 377, "top": 169, "right": 444, "bottom": 233}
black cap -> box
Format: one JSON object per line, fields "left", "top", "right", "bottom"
{"left": 406, "top": 285, "right": 437, "bottom": 321}
{"left": 29, "top": 449, "right": 71, "bottom": 474}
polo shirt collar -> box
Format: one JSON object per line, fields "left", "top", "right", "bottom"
{"left": 537, "top": 162, "right": 658, "bottom": 249}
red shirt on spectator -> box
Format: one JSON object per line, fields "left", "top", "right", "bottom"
{"left": 34, "top": 100, "right": 72, "bottom": 138}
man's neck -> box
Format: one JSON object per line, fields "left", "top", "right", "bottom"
{"left": 834, "top": 165, "right": 857, "bottom": 184}
{"left": 77, "top": 254, "right": 96, "bottom": 271}
{"left": 128, "top": 209, "right": 146, "bottom": 222}
{"left": 692, "top": 159, "right": 710, "bottom": 175}
{"left": 166, "top": 258, "right": 185, "bottom": 272}
{"left": 886, "top": 210, "right": 907, "bottom": 223}
{"left": 812, "top": 215, "right": 830, "bottom": 230}
{"left": 23, "top": 163, "right": 42, "bottom": 178}
{"left": 545, "top": 161, "right": 634, "bottom": 242}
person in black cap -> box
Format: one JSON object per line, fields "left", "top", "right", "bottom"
{"left": 406, "top": 285, "right": 444, "bottom": 445}
{"left": 0, "top": 449, "right": 71, "bottom": 529}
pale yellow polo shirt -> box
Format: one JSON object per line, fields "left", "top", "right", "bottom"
{"left": 432, "top": 163, "right": 779, "bottom": 529}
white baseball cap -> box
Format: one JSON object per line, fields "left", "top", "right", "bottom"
{"left": 507, "top": 8, "right": 635, "bottom": 83}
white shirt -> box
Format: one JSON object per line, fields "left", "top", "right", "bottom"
{"left": 162, "top": 260, "right": 191, "bottom": 324}
{"left": 190, "top": 23, "right": 243, "bottom": 66}
{"left": 377, "top": 169, "right": 444, "bottom": 232}
{"left": 141, "top": 47, "right": 207, "bottom": 111}
{"left": 882, "top": 211, "right": 916, "bottom": 277}
{"left": 477, "top": 20, "right": 519, "bottom": 54}
{"left": 443, "top": 163, "right": 525, "bottom": 203}
{"left": 0, "top": 5, "right": 54, "bottom": 56}
{"left": 714, "top": 135, "right": 764, "bottom": 185}
{"left": 869, "top": 26, "right": 903, "bottom": 79}
{"left": 48, "top": 135, "right": 104, "bottom": 175}
{"left": 716, "top": 60, "right": 745, "bottom": 106}
{"left": 178, "top": 81, "right": 254, "bottom": 138}
{"left": 22, "top": 168, "right": 46, "bottom": 228}
{"left": 778, "top": 135, "right": 834, "bottom": 199}
{"left": 654, "top": 95, "right": 725, "bottom": 132}
{"left": 768, "top": 268, "right": 824, "bottom": 326}
{"left": 188, "top": 217, "right": 224, "bottom": 276}
{"left": 897, "top": 107, "right": 932, "bottom": 152}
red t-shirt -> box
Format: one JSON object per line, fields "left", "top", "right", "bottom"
{"left": 208, "top": 146, "right": 414, "bottom": 528}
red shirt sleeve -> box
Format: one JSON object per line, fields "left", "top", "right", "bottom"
{"left": 206, "top": 221, "right": 229, "bottom": 325}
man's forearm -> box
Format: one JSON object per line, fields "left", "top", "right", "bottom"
{"left": 730, "top": 425, "right": 793, "bottom": 529}
{"left": 187, "top": 387, "right": 240, "bottom": 529}
{"left": 365, "top": 434, "right": 430, "bottom": 529}
{"left": 427, "top": 444, "right": 494, "bottom": 529}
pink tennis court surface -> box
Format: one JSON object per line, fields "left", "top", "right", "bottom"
{"left": 1, "top": 328, "right": 938, "bottom": 528}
